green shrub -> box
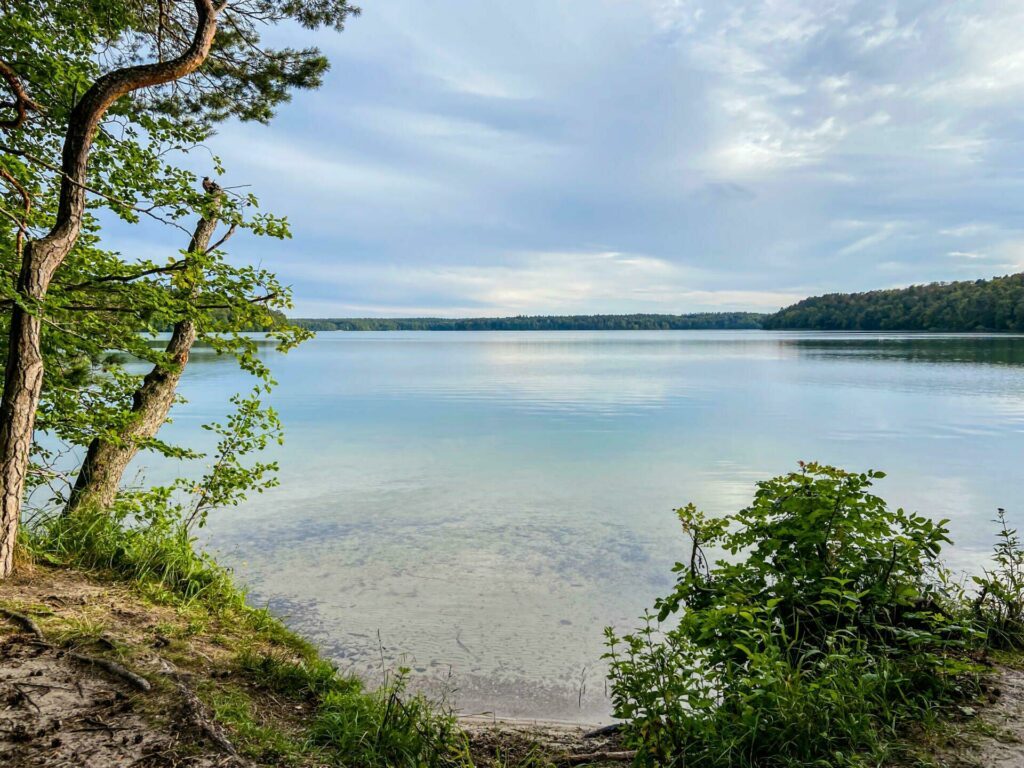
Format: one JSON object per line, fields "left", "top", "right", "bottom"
{"left": 605, "top": 463, "right": 981, "bottom": 767}
{"left": 973, "top": 508, "right": 1024, "bottom": 650}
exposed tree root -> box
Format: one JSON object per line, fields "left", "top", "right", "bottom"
{"left": 175, "top": 679, "right": 239, "bottom": 756}
{"left": 0, "top": 606, "right": 44, "bottom": 638}
{"left": 68, "top": 651, "right": 152, "bottom": 692}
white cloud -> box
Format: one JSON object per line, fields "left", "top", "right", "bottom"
{"left": 919, "top": 11, "right": 1024, "bottom": 104}
{"left": 219, "top": 130, "right": 447, "bottom": 202}
{"left": 836, "top": 221, "right": 903, "bottom": 257}
{"left": 849, "top": 8, "right": 918, "bottom": 51}
{"left": 182, "top": 0, "right": 1024, "bottom": 316}
{"left": 940, "top": 223, "right": 993, "bottom": 238}
{"left": 353, "top": 107, "right": 561, "bottom": 172}
{"left": 289, "top": 250, "right": 802, "bottom": 315}
{"left": 712, "top": 115, "right": 846, "bottom": 174}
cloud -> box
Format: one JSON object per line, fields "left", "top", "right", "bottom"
{"left": 215, "top": 129, "right": 448, "bottom": 203}
{"left": 286, "top": 250, "right": 802, "bottom": 316}
{"left": 712, "top": 115, "right": 847, "bottom": 174}
{"left": 114, "top": 0, "right": 1024, "bottom": 316}
{"left": 940, "top": 223, "right": 994, "bottom": 238}
{"left": 837, "top": 221, "right": 903, "bottom": 257}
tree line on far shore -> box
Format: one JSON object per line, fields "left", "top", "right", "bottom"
{"left": 291, "top": 273, "right": 1024, "bottom": 333}
{"left": 293, "top": 312, "right": 768, "bottom": 331}
{"left": 763, "top": 273, "right": 1024, "bottom": 332}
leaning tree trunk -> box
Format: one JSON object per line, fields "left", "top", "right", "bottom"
{"left": 65, "top": 199, "right": 220, "bottom": 515}
{"left": 0, "top": 0, "right": 218, "bottom": 578}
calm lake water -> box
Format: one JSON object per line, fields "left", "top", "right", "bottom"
{"left": 137, "top": 331, "right": 1024, "bottom": 721}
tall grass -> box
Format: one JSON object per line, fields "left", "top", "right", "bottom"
{"left": 238, "top": 650, "right": 470, "bottom": 767}
{"left": 973, "top": 508, "right": 1024, "bottom": 650}
{"left": 27, "top": 506, "right": 243, "bottom": 607}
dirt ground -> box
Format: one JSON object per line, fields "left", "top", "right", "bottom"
{"left": 0, "top": 635, "right": 242, "bottom": 767}
{"left": 1, "top": 567, "right": 246, "bottom": 767}
{"left": 461, "top": 716, "right": 629, "bottom": 767}
{"left": 927, "top": 664, "right": 1024, "bottom": 768}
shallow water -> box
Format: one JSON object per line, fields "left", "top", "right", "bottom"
{"left": 134, "top": 331, "right": 1024, "bottom": 721}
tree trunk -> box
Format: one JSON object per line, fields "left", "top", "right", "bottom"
{"left": 65, "top": 205, "right": 220, "bottom": 515}
{"left": 0, "top": 264, "right": 45, "bottom": 576}
{"left": 0, "top": 0, "right": 218, "bottom": 578}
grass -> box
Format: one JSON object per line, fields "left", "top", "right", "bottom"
{"left": 48, "top": 616, "right": 109, "bottom": 648}
{"left": 236, "top": 648, "right": 348, "bottom": 699}
{"left": 203, "top": 685, "right": 310, "bottom": 765}
{"left": 236, "top": 648, "right": 470, "bottom": 767}
{"left": 26, "top": 507, "right": 243, "bottom": 608}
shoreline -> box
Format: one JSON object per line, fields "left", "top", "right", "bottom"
{"left": 5, "top": 562, "right": 1024, "bottom": 767}
{"left": 0, "top": 563, "right": 630, "bottom": 767}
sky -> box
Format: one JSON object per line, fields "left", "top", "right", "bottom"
{"left": 117, "top": 0, "right": 1024, "bottom": 317}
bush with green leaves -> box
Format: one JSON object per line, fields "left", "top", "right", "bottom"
{"left": 973, "top": 508, "right": 1024, "bottom": 650}
{"left": 605, "top": 463, "right": 980, "bottom": 768}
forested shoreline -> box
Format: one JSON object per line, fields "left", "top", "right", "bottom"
{"left": 764, "top": 273, "right": 1024, "bottom": 331}
{"left": 293, "top": 274, "right": 1024, "bottom": 333}
{"left": 293, "top": 312, "right": 767, "bottom": 331}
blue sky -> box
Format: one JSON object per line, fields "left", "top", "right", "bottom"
{"left": 118, "top": 1, "right": 1024, "bottom": 317}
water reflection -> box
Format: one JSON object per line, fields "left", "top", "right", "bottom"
{"left": 125, "top": 331, "right": 1024, "bottom": 721}
{"left": 785, "top": 336, "right": 1024, "bottom": 366}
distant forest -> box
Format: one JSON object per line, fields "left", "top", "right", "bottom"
{"left": 293, "top": 313, "right": 768, "bottom": 331}
{"left": 287, "top": 274, "right": 1024, "bottom": 333}
{"left": 763, "top": 273, "right": 1024, "bottom": 331}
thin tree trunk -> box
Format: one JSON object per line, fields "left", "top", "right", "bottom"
{"left": 65, "top": 199, "right": 220, "bottom": 515}
{"left": 0, "top": 266, "right": 45, "bottom": 573}
{"left": 0, "top": 0, "right": 218, "bottom": 578}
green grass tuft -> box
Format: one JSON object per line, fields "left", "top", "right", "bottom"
{"left": 236, "top": 649, "right": 353, "bottom": 700}
{"left": 28, "top": 508, "right": 243, "bottom": 609}
{"left": 239, "top": 649, "right": 470, "bottom": 767}
{"left": 204, "top": 686, "right": 308, "bottom": 765}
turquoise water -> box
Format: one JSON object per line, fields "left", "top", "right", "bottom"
{"left": 140, "top": 331, "right": 1024, "bottom": 721}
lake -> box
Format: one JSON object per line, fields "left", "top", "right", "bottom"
{"left": 138, "top": 331, "right": 1024, "bottom": 722}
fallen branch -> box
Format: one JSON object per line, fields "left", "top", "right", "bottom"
{"left": 0, "top": 606, "right": 45, "bottom": 638}
{"left": 69, "top": 652, "right": 152, "bottom": 692}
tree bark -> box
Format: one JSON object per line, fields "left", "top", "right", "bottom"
{"left": 0, "top": 0, "right": 219, "bottom": 578}
{"left": 65, "top": 200, "right": 220, "bottom": 515}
